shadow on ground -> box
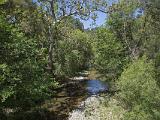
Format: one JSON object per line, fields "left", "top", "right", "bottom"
{"left": 2, "top": 81, "right": 88, "bottom": 120}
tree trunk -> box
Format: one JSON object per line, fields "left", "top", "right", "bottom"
{"left": 46, "top": 0, "right": 57, "bottom": 77}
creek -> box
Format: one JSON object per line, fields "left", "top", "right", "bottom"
{"left": 41, "top": 78, "right": 108, "bottom": 120}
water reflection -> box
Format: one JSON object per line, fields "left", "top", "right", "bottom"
{"left": 85, "top": 80, "right": 108, "bottom": 95}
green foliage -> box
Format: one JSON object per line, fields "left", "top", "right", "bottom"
{"left": 155, "top": 53, "right": 160, "bottom": 86}
{"left": 59, "top": 17, "right": 84, "bottom": 31}
{"left": 107, "top": 0, "right": 160, "bottom": 61}
{"left": 117, "top": 56, "right": 160, "bottom": 120}
{"left": 55, "top": 29, "right": 92, "bottom": 77}
{"left": 1, "top": 0, "right": 160, "bottom": 119}
{"left": 0, "top": 2, "right": 94, "bottom": 118}
{"left": 0, "top": 15, "right": 58, "bottom": 112}
{"left": 93, "top": 27, "right": 127, "bottom": 80}
{"left": 0, "top": 0, "right": 7, "bottom": 5}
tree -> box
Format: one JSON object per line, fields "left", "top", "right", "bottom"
{"left": 91, "top": 27, "right": 126, "bottom": 80}
{"left": 0, "top": 14, "right": 58, "bottom": 113}
{"left": 38, "top": 0, "right": 108, "bottom": 76}
{"left": 107, "top": 0, "right": 160, "bottom": 61}
{"left": 107, "top": 0, "right": 147, "bottom": 60}
{"left": 0, "top": 2, "right": 60, "bottom": 118}
{"left": 53, "top": 19, "right": 92, "bottom": 77}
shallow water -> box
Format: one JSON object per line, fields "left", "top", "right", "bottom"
{"left": 41, "top": 79, "right": 108, "bottom": 120}
{"left": 85, "top": 80, "right": 108, "bottom": 95}
{"left": 69, "top": 80, "right": 108, "bottom": 120}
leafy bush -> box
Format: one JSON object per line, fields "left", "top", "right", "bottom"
{"left": 117, "top": 56, "right": 160, "bottom": 120}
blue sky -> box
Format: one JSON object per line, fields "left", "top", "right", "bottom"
{"left": 81, "top": 0, "right": 118, "bottom": 29}
{"left": 80, "top": 0, "right": 118, "bottom": 29}
{"left": 82, "top": 12, "right": 107, "bottom": 29}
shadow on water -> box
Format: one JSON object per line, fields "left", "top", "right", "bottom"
{"left": 40, "top": 80, "right": 108, "bottom": 120}
{"left": 41, "top": 81, "right": 89, "bottom": 120}
{"left": 7, "top": 79, "right": 108, "bottom": 120}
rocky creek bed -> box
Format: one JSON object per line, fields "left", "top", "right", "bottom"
{"left": 68, "top": 94, "right": 125, "bottom": 120}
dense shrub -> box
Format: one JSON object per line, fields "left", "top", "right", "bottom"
{"left": 117, "top": 56, "right": 160, "bottom": 120}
